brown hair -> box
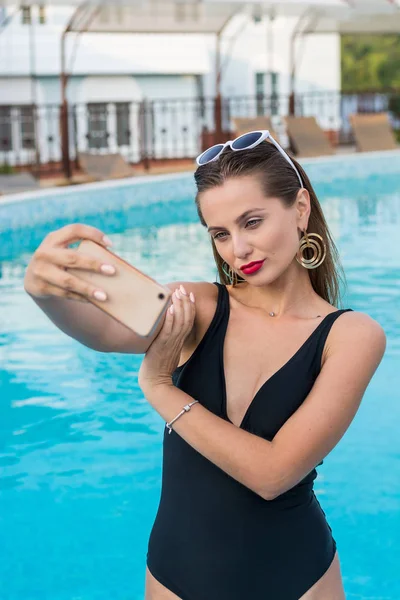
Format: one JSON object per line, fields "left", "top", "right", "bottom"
{"left": 194, "top": 142, "right": 346, "bottom": 307}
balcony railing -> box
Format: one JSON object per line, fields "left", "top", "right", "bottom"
{"left": 1, "top": 90, "right": 399, "bottom": 177}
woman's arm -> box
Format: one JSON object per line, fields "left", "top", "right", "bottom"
{"left": 143, "top": 311, "right": 386, "bottom": 500}
{"left": 24, "top": 223, "right": 199, "bottom": 353}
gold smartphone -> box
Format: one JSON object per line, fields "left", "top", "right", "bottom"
{"left": 68, "top": 239, "right": 172, "bottom": 337}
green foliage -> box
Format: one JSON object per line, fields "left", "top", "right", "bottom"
{"left": 341, "top": 35, "right": 400, "bottom": 91}
{"left": 0, "top": 164, "right": 14, "bottom": 174}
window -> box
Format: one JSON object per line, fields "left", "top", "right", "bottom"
{"left": 270, "top": 72, "right": 279, "bottom": 96}
{"left": 255, "top": 72, "right": 265, "bottom": 96}
{"left": 38, "top": 5, "right": 46, "bottom": 25}
{"left": 21, "top": 6, "right": 31, "bottom": 25}
{"left": 116, "top": 103, "right": 130, "bottom": 146}
{"left": 0, "top": 106, "right": 12, "bottom": 151}
{"left": 255, "top": 72, "right": 280, "bottom": 116}
{"left": 20, "top": 106, "right": 35, "bottom": 149}
{"left": 87, "top": 103, "right": 108, "bottom": 149}
{"left": 0, "top": 105, "right": 35, "bottom": 152}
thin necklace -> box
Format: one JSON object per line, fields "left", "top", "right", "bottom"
{"left": 234, "top": 284, "right": 322, "bottom": 319}
{"left": 268, "top": 310, "right": 321, "bottom": 318}
{"left": 266, "top": 292, "right": 320, "bottom": 318}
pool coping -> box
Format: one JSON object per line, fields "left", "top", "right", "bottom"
{"left": 0, "top": 170, "right": 194, "bottom": 207}
{"left": 1, "top": 148, "right": 400, "bottom": 207}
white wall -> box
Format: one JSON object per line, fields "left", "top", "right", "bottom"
{"left": 198, "top": 15, "right": 340, "bottom": 96}
{"left": 136, "top": 75, "right": 199, "bottom": 100}
{"left": 0, "top": 5, "right": 209, "bottom": 77}
{"left": 0, "top": 77, "right": 45, "bottom": 105}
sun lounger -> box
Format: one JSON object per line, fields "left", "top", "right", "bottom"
{"left": 78, "top": 152, "right": 134, "bottom": 181}
{"left": 284, "top": 116, "right": 334, "bottom": 158}
{"left": 349, "top": 112, "right": 398, "bottom": 153}
{"left": 232, "top": 117, "right": 278, "bottom": 140}
{"left": 0, "top": 172, "right": 39, "bottom": 195}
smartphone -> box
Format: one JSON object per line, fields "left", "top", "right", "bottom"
{"left": 68, "top": 239, "right": 172, "bottom": 338}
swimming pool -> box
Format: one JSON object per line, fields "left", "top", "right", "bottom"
{"left": 1, "top": 151, "right": 399, "bottom": 600}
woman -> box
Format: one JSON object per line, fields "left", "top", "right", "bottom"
{"left": 25, "top": 131, "right": 386, "bottom": 600}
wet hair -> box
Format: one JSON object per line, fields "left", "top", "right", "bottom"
{"left": 194, "top": 142, "right": 346, "bottom": 307}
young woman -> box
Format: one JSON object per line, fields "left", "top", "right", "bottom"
{"left": 25, "top": 132, "right": 386, "bottom": 600}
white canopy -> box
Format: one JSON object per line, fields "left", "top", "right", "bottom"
{"left": 67, "top": 1, "right": 243, "bottom": 35}
{"left": 306, "top": 14, "right": 400, "bottom": 34}
{"left": 55, "top": 0, "right": 373, "bottom": 36}
{"left": 0, "top": 0, "right": 351, "bottom": 10}
{"left": 52, "top": 1, "right": 352, "bottom": 36}
{"left": 0, "top": 1, "right": 376, "bottom": 34}
{"left": 2, "top": 1, "right": 399, "bottom": 35}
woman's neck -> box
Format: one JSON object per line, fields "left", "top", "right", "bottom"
{"left": 231, "top": 265, "right": 324, "bottom": 319}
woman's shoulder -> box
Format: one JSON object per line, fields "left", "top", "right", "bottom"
{"left": 330, "top": 309, "right": 384, "bottom": 333}
{"left": 325, "top": 309, "right": 386, "bottom": 362}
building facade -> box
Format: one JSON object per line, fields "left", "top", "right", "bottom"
{"left": 0, "top": 4, "right": 340, "bottom": 167}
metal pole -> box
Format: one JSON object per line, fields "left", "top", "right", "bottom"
{"left": 29, "top": 8, "right": 36, "bottom": 104}
{"left": 29, "top": 8, "right": 41, "bottom": 173}
{"left": 61, "top": 29, "right": 71, "bottom": 180}
{"left": 215, "top": 30, "right": 222, "bottom": 98}
{"left": 289, "top": 10, "right": 315, "bottom": 117}
{"left": 266, "top": 11, "right": 276, "bottom": 116}
{"left": 213, "top": 10, "right": 245, "bottom": 143}
{"left": 267, "top": 12, "right": 274, "bottom": 95}
{"left": 289, "top": 30, "right": 296, "bottom": 116}
{"left": 59, "top": 4, "right": 101, "bottom": 180}
{"left": 214, "top": 32, "right": 223, "bottom": 142}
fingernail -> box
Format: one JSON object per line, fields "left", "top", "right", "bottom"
{"left": 190, "top": 292, "right": 195, "bottom": 303}
{"left": 180, "top": 285, "right": 187, "bottom": 296}
{"left": 175, "top": 289, "right": 181, "bottom": 299}
{"left": 169, "top": 305, "right": 174, "bottom": 315}
{"left": 100, "top": 264, "right": 115, "bottom": 275}
{"left": 94, "top": 290, "right": 107, "bottom": 301}
{"left": 102, "top": 235, "right": 113, "bottom": 247}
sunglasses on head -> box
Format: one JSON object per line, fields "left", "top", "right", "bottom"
{"left": 196, "top": 130, "right": 303, "bottom": 188}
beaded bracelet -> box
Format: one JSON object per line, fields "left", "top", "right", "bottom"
{"left": 166, "top": 400, "right": 199, "bottom": 434}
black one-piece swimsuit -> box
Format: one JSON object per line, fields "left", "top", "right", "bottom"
{"left": 147, "top": 282, "right": 353, "bottom": 600}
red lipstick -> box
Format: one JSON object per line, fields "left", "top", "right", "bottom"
{"left": 240, "top": 260, "right": 265, "bottom": 275}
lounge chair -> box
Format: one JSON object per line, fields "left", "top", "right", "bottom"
{"left": 231, "top": 117, "right": 278, "bottom": 140}
{"left": 0, "top": 172, "right": 39, "bottom": 195}
{"left": 78, "top": 152, "right": 134, "bottom": 181}
{"left": 349, "top": 113, "right": 398, "bottom": 153}
{"left": 284, "top": 116, "right": 334, "bottom": 158}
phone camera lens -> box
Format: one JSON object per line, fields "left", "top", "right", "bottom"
{"left": 158, "top": 293, "right": 165, "bottom": 300}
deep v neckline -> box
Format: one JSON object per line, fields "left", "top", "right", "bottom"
{"left": 220, "top": 287, "right": 340, "bottom": 429}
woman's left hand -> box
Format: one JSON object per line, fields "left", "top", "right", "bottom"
{"left": 138, "top": 285, "right": 196, "bottom": 395}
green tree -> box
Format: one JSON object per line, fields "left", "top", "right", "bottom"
{"left": 341, "top": 35, "right": 400, "bottom": 91}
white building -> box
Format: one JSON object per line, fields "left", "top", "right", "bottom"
{"left": 0, "top": 4, "right": 340, "bottom": 166}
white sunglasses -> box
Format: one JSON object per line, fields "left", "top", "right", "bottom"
{"left": 196, "top": 129, "right": 303, "bottom": 188}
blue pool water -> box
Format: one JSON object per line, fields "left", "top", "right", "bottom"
{"left": 0, "top": 152, "right": 399, "bottom": 600}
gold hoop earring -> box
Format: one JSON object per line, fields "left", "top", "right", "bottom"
{"left": 221, "top": 262, "right": 238, "bottom": 286}
{"left": 296, "top": 231, "right": 326, "bottom": 270}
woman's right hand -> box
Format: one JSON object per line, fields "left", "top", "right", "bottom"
{"left": 24, "top": 223, "right": 116, "bottom": 302}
